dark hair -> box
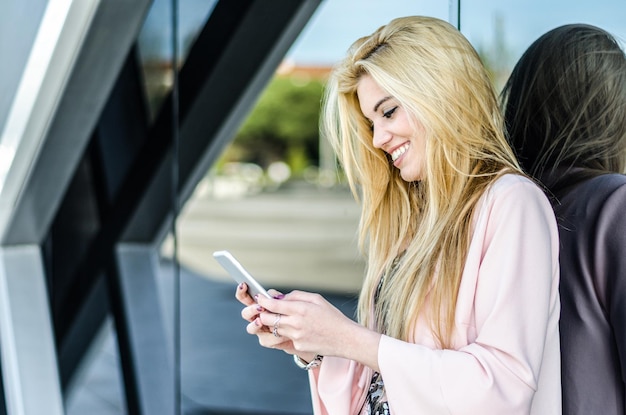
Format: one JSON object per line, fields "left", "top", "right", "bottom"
{"left": 501, "top": 24, "right": 626, "bottom": 192}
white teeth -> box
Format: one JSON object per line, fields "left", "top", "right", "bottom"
{"left": 391, "top": 143, "right": 409, "bottom": 162}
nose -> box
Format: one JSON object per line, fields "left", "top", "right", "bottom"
{"left": 372, "top": 125, "right": 391, "bottom": 149}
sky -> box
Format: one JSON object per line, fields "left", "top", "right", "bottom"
{"left": 139, "top": 0, "right": 626, "bottom": 72}
{"left": 284, "top": 0, "right": 626, "bottom": 67}
{"left": 285, "top": 0, "right": 449, "bottom": 65}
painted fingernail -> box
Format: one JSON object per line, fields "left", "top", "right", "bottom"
{"left": 256, "top": 305, "right": 264, "bottom": 312}
{"left": 254, "top": 318, "right": 261, "bottom": 327}
{"left": 238, "top": 283, "right": 245, "bottom": 290}
{"left": 254, "top": 294, "right": 259, "bottom": 302}
{"left": 274, "top": 294, "right": 285, "bottom": 299}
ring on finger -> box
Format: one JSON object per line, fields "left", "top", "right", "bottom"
{"left": 273, "top": 313, "right": 282, "bottom": 330}
{"left": 272, "top": 314, "right": 282, "bottom": 337}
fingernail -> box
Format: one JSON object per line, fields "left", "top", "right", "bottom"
{"left": 256, "top": 305, "right": 264, "bottom": 312}
{"left": 274, "top": 294, "right": 285, "bottom": 299}
{"left": 254, "top": 318, "right": 261, "bottom": 327}
{"left": 254, "top": 294, "right": 259, "bottom": 302}
{"left": 238, "top": 283, "right": 245, "bottom": 290}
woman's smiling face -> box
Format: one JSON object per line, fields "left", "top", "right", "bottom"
{"left": 357, "top": 74, "right": 427, "bottom": 182}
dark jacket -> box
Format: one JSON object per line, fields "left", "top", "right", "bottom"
{"left": 550, "top": 172, "right": 626, "bottom": 415}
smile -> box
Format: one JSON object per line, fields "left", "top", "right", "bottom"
{"left": 391, "top": 143, "right": 410, "bottom": 162}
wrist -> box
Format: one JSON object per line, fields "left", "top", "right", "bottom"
{"left": 344, "top": 324, "right": 381, "bottom": 372}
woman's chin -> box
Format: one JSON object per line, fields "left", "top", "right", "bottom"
{"left": 399, "top": 169, "right": 420, "bottom": 182}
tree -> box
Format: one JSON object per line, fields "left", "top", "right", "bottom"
{"left": 227, "top": 75, "right": 325, "bottom": 175}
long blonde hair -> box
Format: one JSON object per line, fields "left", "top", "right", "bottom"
{"left": 321, "top": 16, "right": 521, "bottom": 348}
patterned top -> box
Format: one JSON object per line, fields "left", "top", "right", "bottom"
{"left": 366, "top": 371, "right": 391, "bottom": 414}
{"left": 364, "top": 256, "right": 403, "bottom": 414}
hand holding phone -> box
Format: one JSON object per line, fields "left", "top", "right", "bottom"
{"left": 213, "top": 250, "right": 272, "bottom": 299}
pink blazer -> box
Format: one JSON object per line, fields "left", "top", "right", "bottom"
{"left": 309, "top": 174, "right": 561, "bottom": 414}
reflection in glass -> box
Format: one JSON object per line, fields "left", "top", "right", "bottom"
{"left": 136, "top": 0, "right": 218, "bottom": 120}
{"left": 461, "top": 0, "right": 626, "bottom": 90}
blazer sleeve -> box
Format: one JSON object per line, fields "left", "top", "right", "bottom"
{"left": 377, "top": 178, "right": 560, "bottom": 414}
{"left": 597, "top": 180, "right": 626, "bottom": 385}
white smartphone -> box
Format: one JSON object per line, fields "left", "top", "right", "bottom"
{"left": 212, "top": 250, "right": 272, "bottom": 299}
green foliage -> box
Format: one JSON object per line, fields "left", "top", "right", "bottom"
{"left": 230, "top": 76, "right": 325, "bottom": 174}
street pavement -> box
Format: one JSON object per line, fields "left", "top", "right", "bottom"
{"left": 170, "top": 178, "right": 366, "bottom": 293}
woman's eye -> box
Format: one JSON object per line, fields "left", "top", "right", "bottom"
{"left": 383, "top": 106, "right": 398, "bottom": 119}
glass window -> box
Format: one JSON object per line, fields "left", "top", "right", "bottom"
{"left": 461, "top": 0, "right": 626, "bottom": 88}
{"left": 136, "top": 0, "right": 218, "bottom": 120}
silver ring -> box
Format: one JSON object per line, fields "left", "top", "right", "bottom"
{"left": 274, "top": 314, "right": 282, "bottom": 333}
{"left": 272, "top": 314, "right": 282, "bottom": 337}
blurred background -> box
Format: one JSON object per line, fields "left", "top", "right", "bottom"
{"left": 164, "top": 0, "right": 626, "bottom": 300}
{"left": 0, "top": 0, "right": 624, "bottom": 414}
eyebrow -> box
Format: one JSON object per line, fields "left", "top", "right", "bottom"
{"left": 373, "top": 96, "right": 392, "bottom": 113}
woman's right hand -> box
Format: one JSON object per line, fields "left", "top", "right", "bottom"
{"left": 234, "top": 282, "right": 256, "bottom": 307}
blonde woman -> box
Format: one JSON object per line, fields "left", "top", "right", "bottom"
{"left": 237, "top": 16, "right": 561, "bottom": 414}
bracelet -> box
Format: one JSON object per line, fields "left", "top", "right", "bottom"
{"left": 293, "top": 354, "right": 323, "bottom": 370}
